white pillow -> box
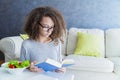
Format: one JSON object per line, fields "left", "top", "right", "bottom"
{"left": 65, "top": 54, "right": 114, "bottom": 72}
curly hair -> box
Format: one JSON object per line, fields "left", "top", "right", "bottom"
{"left": 24, "top": 6, "right": 66, "bottom": 44}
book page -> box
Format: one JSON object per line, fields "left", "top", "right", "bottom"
{"left": 61, "top": 59, "right": 75, "bottom": 67}
{"left": 62, "top": 59, "right": 75, "bottom": 64}
{"left": 46, "top": 58, "right": 62, "bottom": 67}
{"left": 35, "top": 58, "right": 62, "bottom": 71}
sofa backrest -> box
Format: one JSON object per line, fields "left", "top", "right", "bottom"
{"left": 66, "top": 28, "right": 105, "bottom": 57}
{"left": 106, "top": 29, "right": 120, "bottom": 57}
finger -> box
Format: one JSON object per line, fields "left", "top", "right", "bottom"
{"left": 37, "top": 68, "right": 44, "bottom": 72}
{"left": 55, "top": 68, "right": 66, "bottom": 73}
{"left": 30, "top": 62, "right": 37, "bottom": 71}
{"left": 30, "top": 62, "right": 35, "bottom": 68}
{"left": 31, "top": 68, "right": 38, "bottom": 72}
{"left": 33, "top": 61, "right": 37, "bottom": 64}
{"left": 30, "top": 66, "right": 38, "bottom": 71}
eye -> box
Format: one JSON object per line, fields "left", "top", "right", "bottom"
{"left": 43, "top": 26, "right": 49, "bottom": 28}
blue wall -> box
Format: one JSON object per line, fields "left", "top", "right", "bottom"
{"left": 0, "top": 0, "right": 120, "bottom": 39}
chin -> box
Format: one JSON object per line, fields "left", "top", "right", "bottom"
{"left": 44, "top": 34, "right": 50, "bottom": 37}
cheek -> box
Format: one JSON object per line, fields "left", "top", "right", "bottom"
{"left": 40, "top": 29, "right": 46, "bottom": 33}
{"left": 49, "top": 31, "right": 54, "bottom": 35}
{"left": 39, "top": 31, "right": 46, "bottom": 36}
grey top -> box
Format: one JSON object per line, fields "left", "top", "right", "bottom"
{"left": 20, "top": 39, "right": 62, "bottom": 63}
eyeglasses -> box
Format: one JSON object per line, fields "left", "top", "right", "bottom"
{"left": 39, "top": 23, "right": 54, "bottom": 32}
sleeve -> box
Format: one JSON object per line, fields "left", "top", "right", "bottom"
{"left": 19, "top": 42, "right": 30, "bottom": 61}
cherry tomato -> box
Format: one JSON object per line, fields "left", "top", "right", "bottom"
{"left": 8, "top": 64, "right": 15, "bottom": 68}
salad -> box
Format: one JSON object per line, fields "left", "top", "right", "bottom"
{"left": 6, "top": 60, "right": 30, "bottom": 68}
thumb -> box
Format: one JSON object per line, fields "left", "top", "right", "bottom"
{"left": 30, "top": 62, "right": 34, "bottom": 67}
{"left": 33, "top": 61, "right": 37, "bottom": 64}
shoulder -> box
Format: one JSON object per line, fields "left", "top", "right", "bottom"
{"left": 22, "top": 39, "right": 34, "bottom": 47}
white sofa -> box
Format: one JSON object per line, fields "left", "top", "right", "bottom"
{"left": 0, "top": 28, "right": 120, "bottom": 80}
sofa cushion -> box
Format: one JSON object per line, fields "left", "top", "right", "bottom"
{"left": 106, "top": 29, "right": 120, "bottom": 57}
{"left": 74, "top": 32, "right": 102, "bottom": 57}
{"left": 20, "top": 34, "right": 29, "bottom": 40}
{"left": 65, "top": 54, "right": 114, "bottom": 72}
{"left": 67, "top": 28, "right": 105, "bottom": 57}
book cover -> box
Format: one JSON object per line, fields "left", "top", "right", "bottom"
{"left": 35, "top": 58, "right": 74, "bottom": 72}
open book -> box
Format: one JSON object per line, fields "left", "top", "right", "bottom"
{"left": 35, "top": 58, "right": 74, "bottom": 71}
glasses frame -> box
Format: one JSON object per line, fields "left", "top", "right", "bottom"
{"left": 39, "top": 23, "right": 54, "bottom": 32}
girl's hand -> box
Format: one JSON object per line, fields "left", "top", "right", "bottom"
{"left": 55, "top": 67, "right": 66, "bottom": 73}
{"left": 29, "top": 61, "right": 44, "bottom": 72}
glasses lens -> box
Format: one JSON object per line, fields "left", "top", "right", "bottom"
{"left": 39, "top": 23, "right": 53, "bottom": 31}
{"left": 43, "top": 28, "right": 48, "bottom": 31}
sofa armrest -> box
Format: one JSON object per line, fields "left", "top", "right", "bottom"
{"left": 107, "top": 57, "right": 120, "bottom": 74}
{"left": 0, "top": 36, "right": 23, "bottom": 62}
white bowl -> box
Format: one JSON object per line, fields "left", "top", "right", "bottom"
{"left": 1, "top": 62, "right": 27, "bottom": 74}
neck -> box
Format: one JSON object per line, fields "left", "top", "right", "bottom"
{"left": 37, "top": 37, "right": 52, "bottom": 43}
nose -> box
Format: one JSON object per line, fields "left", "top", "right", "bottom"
{"left": 47, "top": 28, "right": 53, "bottom": 32}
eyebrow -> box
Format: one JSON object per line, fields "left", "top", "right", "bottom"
{"left": 40, "top": 23, "right": 54, "bottom": 28}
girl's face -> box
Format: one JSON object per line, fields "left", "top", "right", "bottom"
{"left": 39, "top": 16, "right": 54, "bottom": 38}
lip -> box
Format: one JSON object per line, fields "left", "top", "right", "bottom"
{"left": 44, "top": 33, "right": 50, "bottom": 36}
